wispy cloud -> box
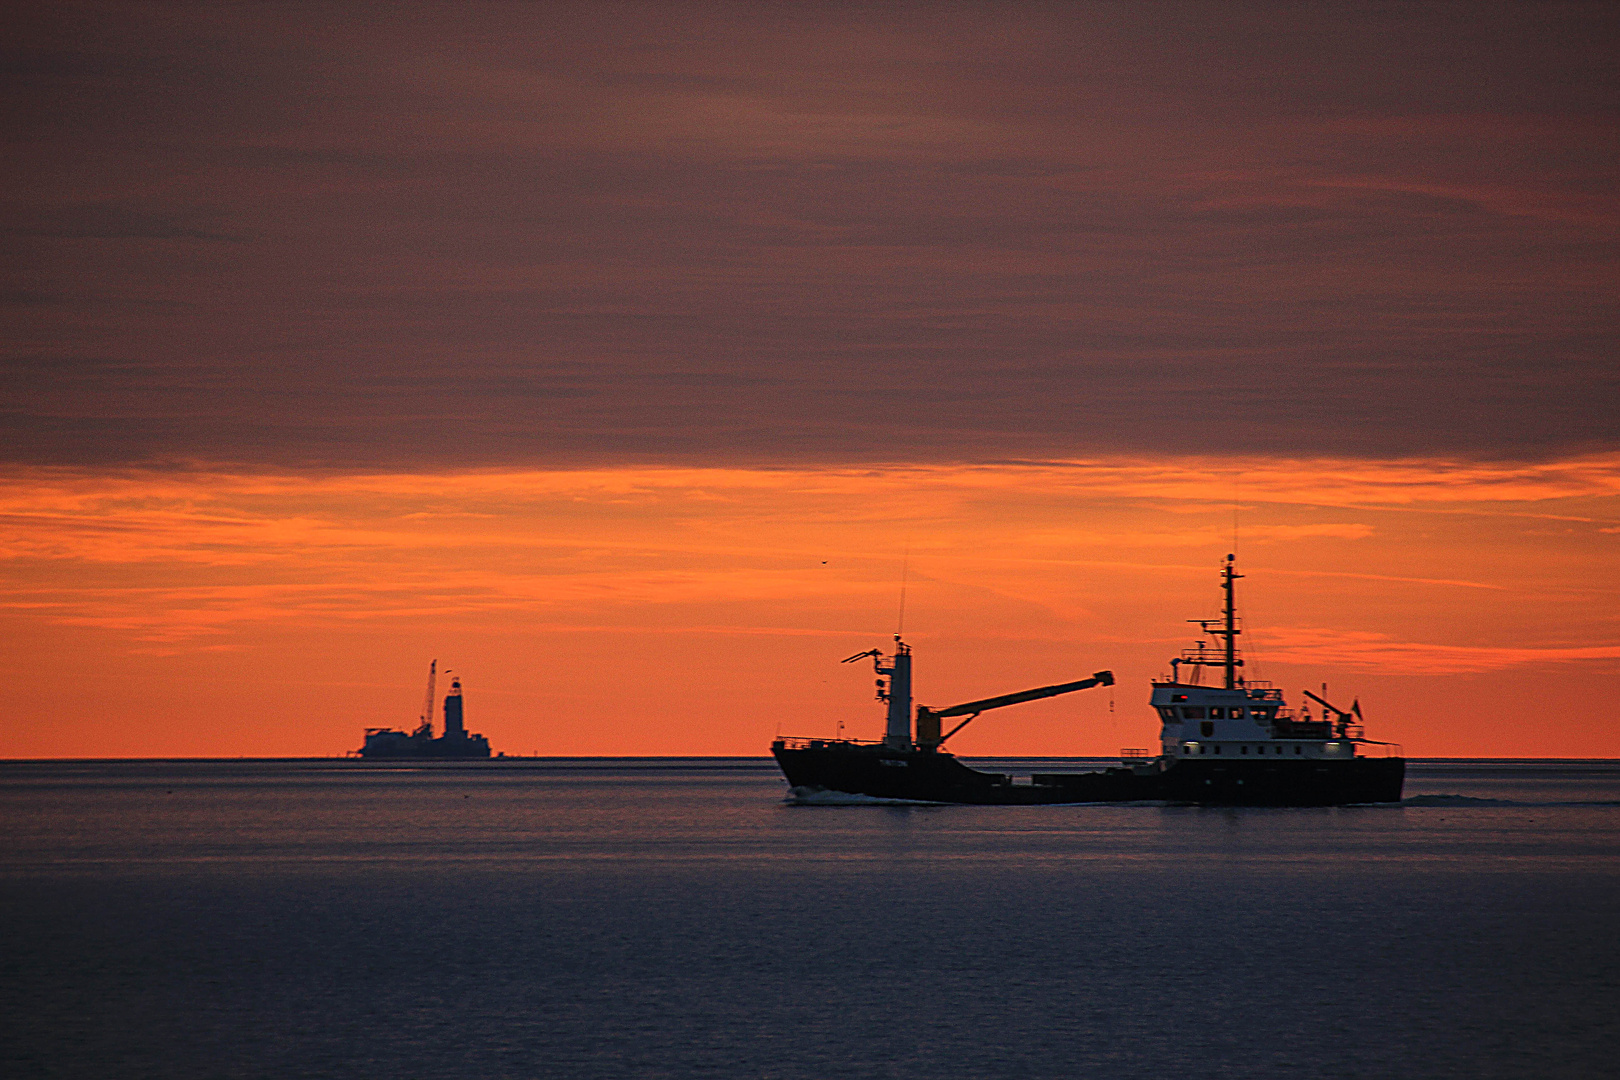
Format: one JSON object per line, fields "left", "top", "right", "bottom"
{"left": 2, "top": 454, "right": 1617, "bottom": 647}
{"left": 0, "top": 452, "right": 1615, "bottom": 755}
{"left": 1254, "top": 626, "right": 1620, "bottom": 675}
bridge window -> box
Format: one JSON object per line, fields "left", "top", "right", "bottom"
{"left": 1231, "top": 707, "right": 1245, "bottom": 719}
{"left": 1157, "top": 707, "right": 1177, "bottom": 721}
{"left": 1214, "top": 745, "right": 1221, "bottom": 754}
{"left": 1182, "top": 707, "right": 1206, "bottom": 719}
{"left": 1240, "top": 745, "right": 1248, "bottom": 754}
{"left": 1209, "top": 707, "right": 1226, "bottom": 719}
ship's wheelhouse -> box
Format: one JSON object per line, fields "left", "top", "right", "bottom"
{"left": 1150, "top": 682, "right": 1355, "bottom": 759}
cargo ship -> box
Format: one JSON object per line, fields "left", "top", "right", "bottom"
{"left": 772, "top": 556, "right": 1404, "bottom": 805}
{"left": 357, "top": 661, "right": 492, "bottom": 759}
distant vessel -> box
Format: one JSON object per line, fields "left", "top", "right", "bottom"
{"left": 357, "top": 661, "right": 492, "bottom": 759}
{"left": 772, "top": 556, "right": 1405, "bottom": 805}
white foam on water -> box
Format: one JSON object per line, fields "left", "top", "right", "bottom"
{"left": 1404, "top": 794, "right": 1525, "bottom": 807}
{"left": 1404, "top": 794, "right": 1620, "bottom": 807}
{"left": 785, "top": 786, "right": 947, "bottom": 806}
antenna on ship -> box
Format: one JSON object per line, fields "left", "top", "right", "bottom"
{"left": 1222, "top": 554, "right": 1242, "bottom": 689}
{"left": 896, "top": 546, "right": 910, "bottom": 639}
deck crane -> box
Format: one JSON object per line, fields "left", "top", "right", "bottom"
{"left": 1302, "top": 688, "right": 1363, "bottom": 739}
{"left": 914, "top": 671, "right": 1114, "bottom": 751}
{"left": 414, "top": 660, "right": 437, "bottom": 737}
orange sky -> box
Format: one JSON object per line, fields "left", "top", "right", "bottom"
{"left": 4, "top": 453, "right": 1616, "bottom": 758}
{"left": 5, "top": 5, "right": 1617, "bottom": 758}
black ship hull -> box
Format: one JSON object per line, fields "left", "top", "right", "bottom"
{"left": 772, "top": 740, "right": 1405, "bottom": 806}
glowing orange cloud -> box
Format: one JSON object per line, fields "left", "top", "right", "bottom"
{"left": 1, "top": 454, "right": 1616, "bottom": 758}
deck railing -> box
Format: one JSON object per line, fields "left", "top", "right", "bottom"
{"left": 772, "top": 736, "right": 881, "bottom": 751}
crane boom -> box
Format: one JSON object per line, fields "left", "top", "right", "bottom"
{"left": 417, "top": 659, "right": 437, "bottom": 736}
{"left": 915, "top": 671, "right": 1114, "bottom": 750}
{"left": 930, "top": 671, "right": 1115, "bottom": 718}
{"left": 1302, "top": 688, "right": 1351, "bottom": 719}
{"left": 1302, "top": 688, "right": 1363, "bottom": 738}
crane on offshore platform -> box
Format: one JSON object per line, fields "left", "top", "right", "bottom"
{"left": 414, "top": 659, "right": 437, "bottom": 737}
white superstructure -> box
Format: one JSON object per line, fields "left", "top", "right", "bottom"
{"left": 1149, "top": 555, "right": 1371, "bottom": 763}
{"left": 1151, "top": 683, "right": 1355, "bottom": 760}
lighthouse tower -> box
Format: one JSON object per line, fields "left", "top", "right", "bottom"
{"left": 443, "top": 677, "right": 465, "bottom": 741}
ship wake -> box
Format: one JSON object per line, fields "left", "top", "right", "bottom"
{"left": 1402, "top": 794, "right": 1620, "bottom": 807}
{"left": 786, "top": 786, "right": 946, "bottom": 807}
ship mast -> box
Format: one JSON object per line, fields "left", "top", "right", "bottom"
{"left": 1174, "top": 555, "right": 1244, "bottom": 687}
{"left": 1221, "top": 553, "right": 1241, "bottom": 689}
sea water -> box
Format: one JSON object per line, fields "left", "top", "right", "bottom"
{"left": 2, "top": 759, "right": 1616, "bottom": 1080}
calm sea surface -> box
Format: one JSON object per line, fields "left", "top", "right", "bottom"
{"left": 3, "top": 758, "right": 1617, "bottom": 1080}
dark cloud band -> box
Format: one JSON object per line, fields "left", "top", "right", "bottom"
{"left": 4, "top": 1, "right": 1616, "bottom": 468}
